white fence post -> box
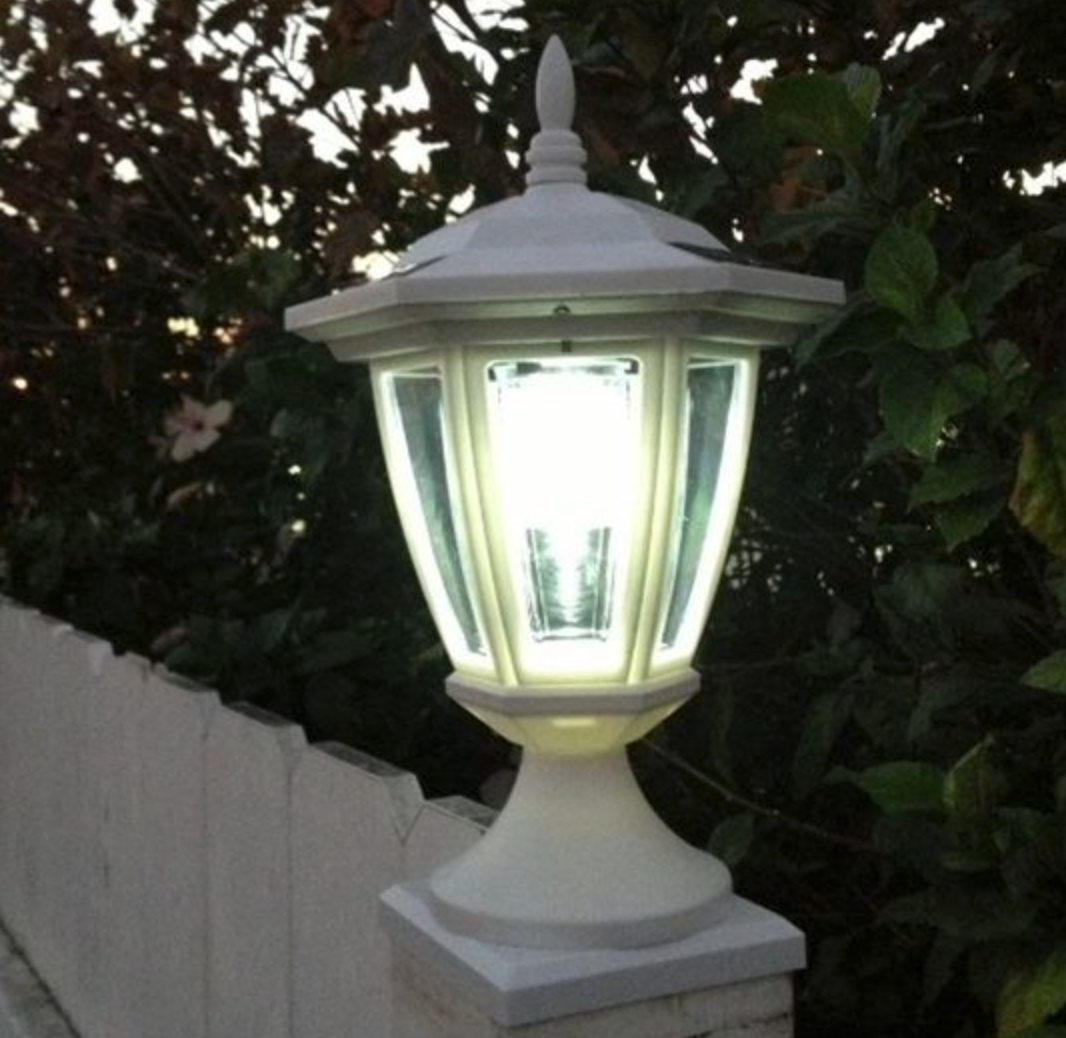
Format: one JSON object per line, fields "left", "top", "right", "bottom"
{"left": 205, "top": 703, "right": 306, "bottom": 1038}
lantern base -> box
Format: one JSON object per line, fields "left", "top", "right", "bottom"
{"left": 427, "top": 749, "right": 732, "bottom": 950}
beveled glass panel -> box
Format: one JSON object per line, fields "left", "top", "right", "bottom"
{"left": 384, "top": 368, "right": 485, "bottom": 656}
{"left": 659, "top": 360, "right": 738, "bottom": 649}
{"left": 487, "top": 358, "right": 641, "bottom": 644}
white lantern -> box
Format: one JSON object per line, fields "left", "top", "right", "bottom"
{"left": 286, "top": 37, "right": 844, "bottom": 950}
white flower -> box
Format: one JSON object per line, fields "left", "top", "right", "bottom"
{"left": 164, "top": 396, "right": 233, "bottom": 462}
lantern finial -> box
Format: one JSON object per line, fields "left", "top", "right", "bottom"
{"left": 525, "top": 36, "right": 587, "bottom": 188}
{"left": 536, "top": 35, "right": 575, "bottom": 131}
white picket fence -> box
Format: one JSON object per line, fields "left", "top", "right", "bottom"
{"left": 0, "top": 596, "right": 490, "bottom": 1038}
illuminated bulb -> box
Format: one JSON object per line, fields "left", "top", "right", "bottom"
{"left": 489, "top": 359, "right": 640, "bottom": 643}
{"left": 11, "top": 377, "right": 29, "bottom": 392}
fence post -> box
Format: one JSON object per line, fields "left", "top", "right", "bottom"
{"left": 382, "top": 883, "right": 803, "bottom": 1038}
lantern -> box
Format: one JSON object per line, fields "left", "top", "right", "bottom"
{"left": 286, "top": 37, "right": 843, "bottom": 950}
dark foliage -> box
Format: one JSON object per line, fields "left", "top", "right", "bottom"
{"left": 2, "top": 2, "right": 1066, "bottom": 1035}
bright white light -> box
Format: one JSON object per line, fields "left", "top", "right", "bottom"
{"left": 287, "top": 464, "right": 302, "bottom": 476}
{"left": 1010, "top": 162, "right": 1066, "bottom": 196}
{"left": 11, "top": 377, "right": 29, "bottom": 392}
{"left": 490, "top": 359, "right": 640, "bottom": 643}
{"left": 730, "top": 59, "right": 778, "bottom": 103}
{"left": 167, "top": 316, "right": 201, "bottom": 338}
{"left": 354, "top": 250, "right": 398, "bottom": 281}
{"left": 884, "top": 19, "right": 945, "bottom": 60}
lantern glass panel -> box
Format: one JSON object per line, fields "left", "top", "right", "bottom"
{"left": 655, "top": 353, "right": 758, "bottom": 666}
{"left": 381, "top": 366, "right": 487, "bottom": 661}
{"left": 486, "top": 357, "right": 641, "bottom": 648}
{"left": 659, "top": 360, "right": 736, "bottom": 647}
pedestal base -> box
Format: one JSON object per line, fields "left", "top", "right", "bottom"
{"left": 381, "top": 881, "right": 805, "bottom": 1029}
{"left": 426, "top": 750, "right": 732, "bottom": 950}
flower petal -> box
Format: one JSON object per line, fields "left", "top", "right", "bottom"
{"left": 170, "top": 435, "right": 197, "bottom": 463}
{"left": 204, "top": 399, "right": 233, "bottom": 428}
{"left": 189, "top": 427, "right": 221, "bottom": 454}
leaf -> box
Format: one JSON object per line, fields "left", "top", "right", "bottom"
{"left": 763, "top": 72, "right": 870, "bottom": 167}
{"left": 792, "top": 691, "right": 853, "bottom": 796}
{"left": 1022, "top": 651, "right": 1066, "bottom": 694}
{"left": 1011, "top": 414, "right": 1066, "bottom": 558}
{"left": 793, "top": 301, "right": 896, "bottom": 366}
{"left": 865, "top": 226, "right": 938, "bottom": 323}
{"left": 317, "top": 0, "right": 433, "bottom": 92}
{"left": 961, "top": 245, "right": 1041, "bottom": 328}
{"left": 935, "top": 493, "right": 1004, "bottom": 549}
{"left": 997, "top": 947, "right": 1066, "bottom": 1038}
{"left": 882, "top": 887, "right": 1035, "bottom": 940}
{"left": 909, "top": 294, "right": 972, "bottom": 352}
{"left": 761, "top": 190, "right": 868, "bottom": 246}
{"left": 879, "top": 356, "right": 986, "bottom": 457}
{"left": 849, "top": 761, "right": 945, "bottom": 814}
{"left": 944, "top": 736, "right": 1000, "bottom": 817}
{"left": 840, "top": 64, "right": 882, "bottom": 120}
{"left": 708, "top": 812, "right": 755, "bottom": 868}
{"left": 710, "top": 102, "right": 784, "bottom": 181}
{"left": 911, "top": 453, "right": 1010, "bottom": 507}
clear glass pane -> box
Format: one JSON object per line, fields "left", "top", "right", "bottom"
{"left": 660, "top": 360, "right": 737, "bottom": 648}
{"left": 488, "top": 358, "right": 640, "bottom": 643}
{"left": 386, "top": 369, "right": 484, "bottom": 655}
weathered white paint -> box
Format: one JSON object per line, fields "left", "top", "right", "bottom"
{"left": 0, "top": 598, "right": 801, "bottom": 1038}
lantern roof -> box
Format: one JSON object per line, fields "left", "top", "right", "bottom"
{"left": 285, "top": 37, "right": 844, "bottom": 360}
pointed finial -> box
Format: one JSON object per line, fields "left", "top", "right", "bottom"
{"left": 525, "top": 36, "right": 587, "bottom": 189}
{"left": 536, "top": 36, "right": 575, "bottom": 132}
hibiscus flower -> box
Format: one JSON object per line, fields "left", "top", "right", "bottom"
{"left": 163, "top": 396, "right": 233, "bottom": 462}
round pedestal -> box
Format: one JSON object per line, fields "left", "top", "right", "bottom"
{"left": 428, "top": 750, "right": 732, "bottom": 950}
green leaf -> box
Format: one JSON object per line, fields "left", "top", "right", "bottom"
{"left": 910, "top": 294, "right": 972, "bottom": 352}
{"left": 761, "top": 190, "right": 868, "bottom": 246}
{"left": 708, "top": 812, "right": 755, "bottom": 868}
{"left": 710, "top": 102, "right": 784, "bottom": 181}
{"left": 1011, "top": 413, "right": 1066, "bottom": 558}
{"left": 865, "top": 226, "right": 938, "bottom": 323}
{"left": 840, "top": 64, "right": 882, "bottom": 120}
{"left": 879, "top": 356, "right": 986, "bottom": 457}
{"left": 997, "top": 947, "right": 1066, "bottom": 1038}
{"left": 792, "top": 691, "right": 853, "bottom": 796}
{"left": 1022, "top": 651, "right": 1066, "bottom": 694}
{"left": 911, "top": 453, "right": 1009, "bottom": 507}
{"left": 763, "top": 72, "right": 870, "bottom": 167}
{"left": 962, "top": 244, "right": 1041, "bottom": 328}
{"left": 794, "top": 302, "right": 895, "bottom": 366}
{"left": 944, "top": 736, "right": 1001, "bottom": 817}
{"left": 910, "top": 453, "right": 1008, "bottom": 548}
{"left": 850, "top": 761, "right": 945, "bottom": 814}
{"left": 935, "top": 493, "right": 1004, "bottom": 549}
{"left": 908, "top": 196, "right": 939, "bottom": 235}
{"left": 882, "top": 886, "right": 1035, "bottom": 940}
